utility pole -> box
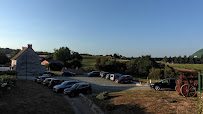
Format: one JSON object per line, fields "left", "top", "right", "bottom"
{"left": 26, "top": 50, "right": 27, "bottom": 80}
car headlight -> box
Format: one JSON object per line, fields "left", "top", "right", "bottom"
{"left": 150, "top": 83, "right": 155, "bottom": 85}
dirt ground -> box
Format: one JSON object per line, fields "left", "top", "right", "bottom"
{"left": 90, "top": 90, "right": 198, "bottom": 114}
{"left": 0, "top": 79, "right": 74, "bottom": 114}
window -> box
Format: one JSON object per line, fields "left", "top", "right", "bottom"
{"left": 163, "top": 80, "right": 168, "bottom": 83}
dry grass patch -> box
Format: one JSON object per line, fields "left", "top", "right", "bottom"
{"left": 90, "top": 90, "right": 198, "bottom": 114}
{"left": 109, "top": 90, "right": 197, "bottom": 114}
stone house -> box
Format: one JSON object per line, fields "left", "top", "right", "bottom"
{"left": 11, "top": 44, "right": 46, "bottom": 76}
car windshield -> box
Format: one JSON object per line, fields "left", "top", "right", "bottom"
{"left": 61, "top": 82, "right": 68, "bottom": 86}
{"left": 119, "top": 76, "right": 125, "bottom": 79}
{"left": 71, "top": 84, "right": 79, "bottom": 89}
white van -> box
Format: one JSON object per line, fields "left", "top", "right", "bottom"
{"left": 110, "top": 74, "right": 122, "bottom": 81}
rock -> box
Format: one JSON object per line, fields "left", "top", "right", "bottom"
{"left": 163, "top": 98, "right": 177, "bottom": 103}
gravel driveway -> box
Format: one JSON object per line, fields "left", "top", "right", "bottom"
{"left": 17, "top": 75, "right": 151, "bottom": 94}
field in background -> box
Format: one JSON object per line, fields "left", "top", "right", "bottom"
{"left": 158, "top": 61, "right": 203, "bottom": 71}
{"left": 81, "top": 55, "right": 129, "bottom": 71}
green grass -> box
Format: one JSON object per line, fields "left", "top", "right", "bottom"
{"left": 81, "top": 55, "right": 129, "bottom": 71}
{"left": 136, "top": 78, "right": 160, "bottom": 83}
{"left": 157, "top": 61, "right": 203, "bottom": 71}
{"left": 81, "top": 55, "right": 105, "bottom": 71}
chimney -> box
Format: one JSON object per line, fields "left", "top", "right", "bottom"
{"left": 22, "top": 47, "right": 27, "bottom": 50}
{"left": 28, "top": 44, "right": 32, "bottom": 48}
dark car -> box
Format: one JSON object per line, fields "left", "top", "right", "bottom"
{"left": 115, "top": 75, "right": 133, "bottom": 84}
{"left": 53, "top": 80, "right": 79, "bottom": 93}
{"left": 64, "top": 83, "right": 92, "bottom": 97}
{"left": 62, "top": 71, "right": 76, "bottom": 76}
{"left": 88, "top": 71, "right": 100, "bottom": 77}
{"left": 150, "top": 78, "right": 176, "bottom": 91}
{"left": 35, "top": 75, "right": 51, "bottom": 83}
{"left": 43, "top": 71, "right": 57, "bottom": 77}
{"left": 48, "top": 79, "right": 63, "bottom": 88}
{"left": 101, "top": 72, "right": 110, "bottom": 78}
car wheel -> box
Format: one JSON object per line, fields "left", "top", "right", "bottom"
{"left": 121, "top": 81, "right": 124, "bottom": 84}
{"left": 69, "top": 93, "right": 75, "bottom": 97}
{"left": 130, "top": 80, "right": 133, "bottom": 83}
{"left": 155, "top": 86, "right": 160, "bottom": 91}
{"left": 86, "top": 90, "right": 92, "bottom": 94}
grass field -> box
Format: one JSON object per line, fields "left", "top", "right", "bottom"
{"left": 81, "top": 55, "right": 129, "bottom": 71}
{"left": 157, "top": 61, "right": 203, "bottom": 71}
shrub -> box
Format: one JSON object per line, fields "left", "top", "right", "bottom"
{"left": 101, "top": 103, "right": 115, "bottom": 111}
{"left": 96, "top": 92, "right": 109, "bottom": 100}
{"left": 0, "top": 75, "right": 17, "bottom": 86}
{"left": 149, "top": 67, "right": 163, "bottom": 79}
{"left": 2, "top": 70, "right": 16, "bottom": 75}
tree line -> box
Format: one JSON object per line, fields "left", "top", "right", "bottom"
{"left": 95, "top": 55, "right": 177, "bottom": 79}
{"left": 162, "top": 55, "right": 203, "bottom": 64}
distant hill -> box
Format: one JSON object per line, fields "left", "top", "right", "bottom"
{"left": 190, "top": 49, "right": 203, "bottom": 58}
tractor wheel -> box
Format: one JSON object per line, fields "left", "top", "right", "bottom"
{"left": 180, "top": 84, "right": 196, "bottom": 97}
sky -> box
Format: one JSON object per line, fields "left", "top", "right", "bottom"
{"left": 0, "top": 0, "right": 202, "bottom": 57}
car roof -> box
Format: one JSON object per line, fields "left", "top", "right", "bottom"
{"left": 75, "top": 82, "right": 90, "bottom": 85}
{"left": 45, "top": 78, "right": 54, "bottom": 80}
{"left": 63, "top": 80, "right": 79, "bottom": 83}
{"left": 122, "top": 75, "right": 132, "bottom": 77}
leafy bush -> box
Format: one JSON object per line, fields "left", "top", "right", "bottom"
{"left": 96, "top": 92, "right": 109, "bottom": 100}
{"left": 101, "top": 103, "right": 115, "bottom": 111}
{"left": 2, "top": 70, "right": 17, "bottom": 75}
{"left": 149, "top": 67, "right": 163, "bottom": 79}
{"left": 0, "top": 75, "right": 17, "bottom": 86}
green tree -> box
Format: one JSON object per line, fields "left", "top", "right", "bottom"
{"left": 53, "top": 47, "right": 82, "bottom": 69}
{"left": 162, "top": 56, "right": 168, "bottom": 63}
{"left": 183, "top": 55, "right": 188, "bottom": 63}
{"left": 10, "top": 49, "right": 21, "bottom": 58}
{"left": 0, "top": 51, "right": 9, "bottom": 64}
{"left": 172, "top": 56, "right": 178, "bottom": 63}
{"left": 164, "top": 65, "right": 176, "bottom": 78}
{"left": 149, "top": 67, "right": 163, "bottom": 79}
{"left": 177, "top": 56, "right": 183, "bottom": 64}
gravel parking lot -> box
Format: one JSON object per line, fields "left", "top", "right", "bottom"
{"left": 17, "top": 75, "right": 150, "bottom": 94}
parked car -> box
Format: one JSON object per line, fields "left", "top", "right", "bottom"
{"left": 101, "top": 72, "right": 109, "bottom": 78}
{"left": 48, "top": 79, "right": 63, "bottom": 88}
{"left": 64, "top": 82, "right": 92, "bottom": 97}
{"left": 53, "top": 80, "right": 79, "bottom": 93}
{"left": 43, "top": 78, "right": 54, "bottom": 86}
{"left": 43, "top": 71, "right": 57, "bottom": 77}
{"left": 88, "top": 71, "right": 100, "bottom": 77}
{"left": 35, "top": 75, "right": 51, "bottom": 83}
{"left": 105, "top": 74, "right": 111, "bottom": 79}
{"left": 100, "top": 71, "right": 105, "bottom": 77}
{"left": 115, "top": 75, "right": 133, "bottom": 84}
{"left": 150, "top": 78, "right": 176, "bottom": 91}
{"left": 110, "top": 74, "right": 122, "bottom": 81}
{"left": 62, "top": 71, "right": 76, "bottom": 76}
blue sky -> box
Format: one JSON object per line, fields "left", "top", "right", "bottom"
{"left": 0, "top": 0, "right": 202, "bottom": 57}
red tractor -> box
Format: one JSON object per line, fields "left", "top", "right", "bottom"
{"left": 175, "top": 70, "right": 198, "bottom": 97}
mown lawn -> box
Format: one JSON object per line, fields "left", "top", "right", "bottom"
{"left": 89, "top": 90, "right": 198, "bottom": 114}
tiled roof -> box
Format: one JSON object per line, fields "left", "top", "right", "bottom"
{"left": 10, "top": 48, "right": 28, "bottom": 60}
